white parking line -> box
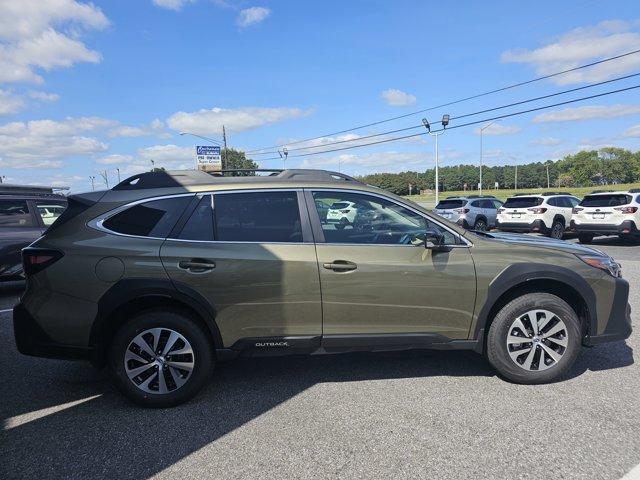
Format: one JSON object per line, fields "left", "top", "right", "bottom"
{"left": 4, "top": 395, "right": 102, "bottom": 430}
{"left": 621, "top": 463, "right": 640, "bottom": 479}
{"left": 0, "top": 308, "right": 13, "bottom": 315}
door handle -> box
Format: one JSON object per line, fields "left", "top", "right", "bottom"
{"left": 178, "top": 260, "right": 216, "bottom": 272}
{"left": 323, "top": 260, "right": 357, "bottom": 272}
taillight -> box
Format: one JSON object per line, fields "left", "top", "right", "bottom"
{"left": 340, "top": 209, "right": 351, "bottom": 213}
{"left": 528, "top": 207, "right": 547, "bottom": 214}
{"left": 455, "top": 208, "right": 470, "bottom": 214}
{"left": 572, "top": 207, "right": 584, "bottom": 214}
{"left": 614, "top": 206, "right": 638, "bottom": 214}
{"left": 22, "top": 248, "right": 63, "bottom": 275}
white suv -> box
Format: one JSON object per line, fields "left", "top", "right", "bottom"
{"left": 570, "top": 189, "right": 640, "bottom": 243}
{"left": 496, "top": 192, "right": 580, "bottom": 239}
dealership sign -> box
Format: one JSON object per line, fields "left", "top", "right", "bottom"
{"left": 196, "top": 145, "right": 222, "bottom": 172}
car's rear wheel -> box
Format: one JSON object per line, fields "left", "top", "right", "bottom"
{"left": 578, "top": 233, "right": 594, "bottom": 244}
{"left": 487, "top": 293, "right": 581, "bottom": 384}
{"left": 109, "top": 310, "right": 214, "bottom": 407}
{"left": 473, "top": 218, "right": 487, "bottom": 231}
{"left": 549, "top": 220, "right": 564, "bottom": 239}
{"left": 335, "top": 217, "right": 349, "bottom": 230}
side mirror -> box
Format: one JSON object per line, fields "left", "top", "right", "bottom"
{"left": 424, "top": 229, "right": 445, "bottom": 250}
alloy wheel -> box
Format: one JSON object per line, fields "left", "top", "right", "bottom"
{"left": 551, "top": 223, "right": 564, "bottom": 239}
{"left": 124, "top": 328, "right": 195, "bottom": 394}
{"left": 506, "top": 309, "right": 568, "bottom": 371}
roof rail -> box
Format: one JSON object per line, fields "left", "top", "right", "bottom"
{"left": 112, "top": 169, "right": 360, "bottom": 191}
{"left": 588, "top": 189, "right": 614, "bottom": 194}
{"left": 0, "top": 184, "right": 63, "bottom": 196}
{"left": 513, "top": 192, "right": 539, "bottom": 196}
{"left": 542, "top": 191, "right": 572, "bottom": 196}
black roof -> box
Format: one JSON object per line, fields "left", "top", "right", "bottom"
{"left": 541, "top": 191, "right": 572, "bottom": 196}
{"left": 113, "top": 169, "right": 361, "bottom": 191}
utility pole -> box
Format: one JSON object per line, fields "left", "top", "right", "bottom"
{"left": 222, "top": 125, "right": 228, "bottom": 151}
{"left": 515, "top": 165, "right": 518, "bottom": 191}
{"left": 479, "top": 121, "right": 498, "bottom": 196}
{"left": 422, "top": 115, "right": 450, "bottom": 206}
{"left": 89, "top": 176, "right": 95, "bottom": 191}
{"left": 278, "top": 148, "right": 289, "bottom": 170}
{"left": 546, "top": 164, "right": 550, "bottom": 189}
{"left": 150, "top": 159, "right": 155, "bottom": 171}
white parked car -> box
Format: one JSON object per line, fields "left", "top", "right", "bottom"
{"left": 326, "top": 201, "right": 358, "bottom": 229}
{"left": 496, "top": 192, "right": 580, "bottom": 239}
{"left": 570, "top": 189, "right": 640, "bottom": 243}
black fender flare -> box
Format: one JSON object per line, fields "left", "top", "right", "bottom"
{"left": 552, "top": 214, "right": 565, "bottom": 226}
{"left": 90, "top": 278, "right": 223, "bottom": 355}
{"left": 473, "top": 263, "right": 597, "bottom": 342}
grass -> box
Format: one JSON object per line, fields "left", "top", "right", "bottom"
{"left": 404, "top": 182, "right": 640, "bottom": 209}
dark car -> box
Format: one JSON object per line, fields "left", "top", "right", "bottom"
{"left": 0, "top": 184, "right": 67, "bottom": 281}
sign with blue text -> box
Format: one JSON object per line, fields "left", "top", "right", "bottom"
{"left": 196, "top": 145, "right": 222, "bottom": 172}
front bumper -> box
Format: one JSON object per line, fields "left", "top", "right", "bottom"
{"left": 583, "top": 278, "right": 632, "bottom": 346}
{"left": 570, "top": 220, "right": 638, "bottom": 236}
{"left": 13, "top": 303, "right": 93, "bottom": 361}
{"left": 496, "top": 219, "right": 548, "bottom": 233}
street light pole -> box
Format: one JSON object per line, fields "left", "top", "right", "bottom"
{"left": 116, "top": 168, "right": 121, "bottom": 183}
{"left": 479, "top": 121, "right": 497, "bottom": 196}
{"left": 422, "top": 115, "right": 450, "bottom": 206}
{"left": 89, "top": 176, "right": 95, "bottom": 191}
{"left": 179, "top": 131, "right": 224, "bottom": 146}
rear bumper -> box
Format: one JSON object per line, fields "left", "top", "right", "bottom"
{"left": 583, "top": 278, "right": 632, "bottom": 346}
{"left": 496, "top": 219, "right": 547, "bottom": 233}
{"left": 13, "top": 303, "right": 93, "bottom": 361}
{"left": 570, "top": 220, "right": 638, "bottom": 236}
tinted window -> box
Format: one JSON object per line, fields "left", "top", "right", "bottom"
{"left": 503, "top": 197, "right": 543, "bottom": 208}
{"left": 0, "top": 200, "right": 33, "bottom": 227}
{"left": 330, "top": 202, "right": 351, "bottom": 209}
{"left": 470, "top": 200, "right": 482, "bottom": 208}
{"left": 214, "top": 191, "right": 302, "bottom": 242}
{"left": 492, "top": 199, "right": 504, "bottom": 209}
{"left": 35, "top": 201, "right": 67, "bottom": 227}
{"left": 547, "top": 198, "right": 559, "bottom": 207}
{"left": 580, "top": 194, "right": 631, "bottom": 207}
{"left": 435, "top": 199, "right": 466, "bottom": 209}
{"left": 179, "top": 195, "right": 214, "bottom": 241}
{"left": 313, "top": 191, "right": 458, "bottom": 245}
{"left": 568, "top": 197, "right": 580, "bottom": 207}
{"left": 480, "top": 199, "right": 496, "bottom": 209}
{"left": 103, "top": 196, "right": 191, "bottom": 237}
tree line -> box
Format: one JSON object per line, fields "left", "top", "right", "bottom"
{"left": 356, "top": 148, "right": 640, "bottom": 196}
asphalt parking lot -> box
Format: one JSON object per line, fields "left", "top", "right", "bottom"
{"left": 0, "top": 237, "right": 638, "bottom": 480}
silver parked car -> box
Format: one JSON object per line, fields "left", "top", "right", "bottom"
{"left": 434, "top": 196, "right": 503, "bottom": 231}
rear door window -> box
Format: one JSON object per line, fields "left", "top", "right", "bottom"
{"left": 435, "top": 199, "right": 466, "bottom": 209}
{"left": 179, "top": 195, "right": 214, "bottom": 241}
{"left": 213, "top": 191, "right": 302, "bottom": 243}
{"left": 580, "top": 194, "right": 631, "bottom": 207}
{"left": 503, "top": 197, "right": 543, "bottom": 208}
{"left": 103, "top": 196, "right": 192, "bottom": 237}
{"left": 0, "top": 199, "right": 34, "bottom": 227}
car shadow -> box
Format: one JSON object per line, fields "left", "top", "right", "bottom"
{"left": 0, "top": 323, "right": 634, "bottom": 480}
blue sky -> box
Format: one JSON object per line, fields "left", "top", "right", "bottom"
{"left": 1, "top": 0, "right": 639, "bottom": 191}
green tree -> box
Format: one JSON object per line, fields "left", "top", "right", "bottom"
{"left": 221, "top": 148, "right": 259, "bottom": 172}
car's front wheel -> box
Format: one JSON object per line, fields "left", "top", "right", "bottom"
{"left": 473, "top": 218, "right": 487, "bottom": 231}
{"left": 109, "top": 310, "right": 214, "bottom": 407}
{"left": 578, "top": 233, "right": 594, "bottom": 244}
{"left": 487, "top": 293, "right": 581, "bottom": 384}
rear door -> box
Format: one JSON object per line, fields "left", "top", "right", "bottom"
{"left": 160, "top": 190, "right": 322, "bottom": 349}
{"left": 307, "top": 189, "right": 476, "bottom": 342}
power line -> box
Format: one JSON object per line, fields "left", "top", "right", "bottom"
{"left": 250, "top": 72, "right": 640, "bottom": 156}
{"left": 246, "top": 48, "right": 640, "bottom": 154}
{"left": 267, "top": 84, "right": 640, "bottom": 160}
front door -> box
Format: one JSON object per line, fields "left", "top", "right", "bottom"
{"left": 160, "top": 190, "right": 322, "bottom": 349}
{"left": 308, "top": 190, "right": 476, "bottom": 342}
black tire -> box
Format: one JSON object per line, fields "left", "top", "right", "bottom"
{"left": 549, "top": 220, "right": 564, "bottom": 240}
{"left": 335, "top": 218, "right": 348, "bottom": 230}
{"left": 487, "top": 293, "right": 581, "bottom": 384}
{"left": 109, "top": 310, "right": 214, "bottom": 408}
{"left": 473, "top": 218, "right": 487, "bottom": 231}
{"left": 578, "top": 233, "right": 594, "bottom": 244}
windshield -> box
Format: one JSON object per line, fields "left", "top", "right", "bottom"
{"left": 580, "top": 194, "right": 630, "bottom": 207}
{"left": 330, "top": 202, "right": 350, "bottom": 209}
{"left": 435, "top": 199, "right": 466, "bottom": 209}
{"left": 503, "top": 197, "right": 543, "bottom": 208}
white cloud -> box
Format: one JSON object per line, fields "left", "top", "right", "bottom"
{"left": 624, "top": 124, "right": 640, "bottom": 137}
{"left": 381, "top": 88, "right": 417, "bottom": 107}
{"left": 28, "top": 90, "right": 59, "bottom": 102}
{"left": 97, "top": 154, "right": 134, "bottom": 165}
{"left": 0, "top": 1, "right": 108, "bottom": 85}
{"left": 533, "top": 104, "right": 640, "bottom": 122}
{"left": 152, "top": 0, "right": 197, "bottom": 11}
{"left": 98, "top": 144, "right": 195, "bottom": 176}
{"left": 299, "top": 151, "right": 427, "bottom": 172}
{"left": 237, "top": 7, "right": 270, "bottom": 27}
{"left": 0, "top": 117, "right": 110, "bottom": 167}
{"left": 531, "top": 137, "right": 563, "bottom": 146}
{"left": 108, "top": 119, "right": 167, "bottom": 138}
{"left": 167, "top": 106, "right": 311, "bottom": 135}
{"left": 0, "top": 89, "right": 24, "bottom": 114}
{"left": 473, "top": 123, "right": 521, "bottom": 135}
{"left": 501, "top": 20, "right": 640, "bottom": 85}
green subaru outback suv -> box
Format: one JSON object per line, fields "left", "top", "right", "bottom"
{"left": 14, "top": 169, "right": 631, "bottom": 407}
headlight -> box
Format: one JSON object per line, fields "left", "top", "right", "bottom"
{"left": 577, "top": 254, "right": 622, "bottom": 278}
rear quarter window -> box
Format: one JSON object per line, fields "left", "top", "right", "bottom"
{"left": 579, "top": 194, "right": 631, "bottom": 207}
{"left": 103, "top": 196, "right": 191, "bottom": 237}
